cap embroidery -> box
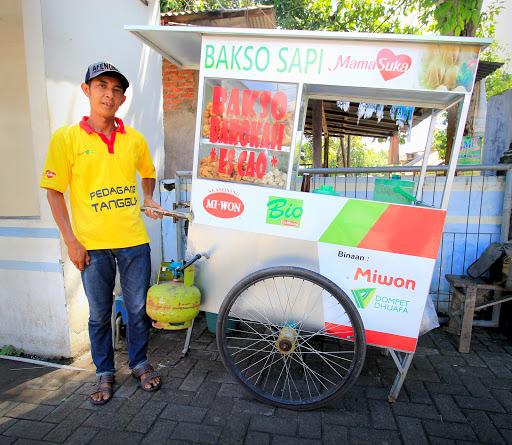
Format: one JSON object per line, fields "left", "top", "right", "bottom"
{"left": 90, "top": 62, "right": 118, "bottom": 75}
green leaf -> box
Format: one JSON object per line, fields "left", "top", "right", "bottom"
{"left": 0, "top": 344, "right": 24, "bottom": 356}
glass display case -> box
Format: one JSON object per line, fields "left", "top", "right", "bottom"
{"left": 196, "top": 78, "right": 297, "bottom": 189}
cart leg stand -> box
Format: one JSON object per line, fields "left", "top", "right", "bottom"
{"left": 181, "top": 319, "right": 195, "bottom": 356}
{"left": 387, "top": 349, "right": 415, "bottom": 403}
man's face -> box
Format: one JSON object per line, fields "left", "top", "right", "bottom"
{"left": 81, "top": 75, "right": 126, "bottom": 118}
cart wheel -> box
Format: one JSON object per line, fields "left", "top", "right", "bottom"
{"left": 217, "top": 266, "right": 366, "bottom": 410}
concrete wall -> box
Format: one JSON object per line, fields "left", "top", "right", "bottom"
{"left": 0, "top": 0, "right": 164, "bottom": 358}
{"left": 483, "top": 89, "right": 512, "bottom": 165}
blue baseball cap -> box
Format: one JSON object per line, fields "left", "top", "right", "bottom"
{"left": 84, "top": 61, "right": 129, "bottom": 92}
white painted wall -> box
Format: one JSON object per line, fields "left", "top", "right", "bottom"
{"left": 0, "top": 0, "right": 68, "bottom": 358}
{"left": 0, "top": 0, "right": 164, "bottom": 358}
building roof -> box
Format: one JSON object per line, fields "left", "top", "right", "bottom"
{"left": 476, "top": 60, "right": 504, "bottom": 82}
{"left": 161, "top": 5, "right": 276, "bottom": 29}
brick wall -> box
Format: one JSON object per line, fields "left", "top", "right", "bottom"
{"left": 162, "top": 59, "right": 198, "bottom": 112}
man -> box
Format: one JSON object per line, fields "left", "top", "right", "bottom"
{"left": 40, "top": 62, "right": 163, "bottom": 405}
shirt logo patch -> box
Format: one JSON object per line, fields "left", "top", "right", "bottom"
{"left": 45, "top": 170, "right": 56, "bottom": 178}
{"left": 78, "top": 149, "right": 95, "bottom": 156}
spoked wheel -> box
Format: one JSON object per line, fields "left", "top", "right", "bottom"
{"left": 217, "top": 266, "right": 366, "bottom": 410}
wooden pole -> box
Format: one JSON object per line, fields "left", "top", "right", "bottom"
{"left": 347, "top": 135, "right": 351, "bottom": 167}
{"left": 388, "top": 132, "right": 399, "bottom": 165}
{"left": 338, "top": 135, "right": 345, "bottom": 167}
{"left": 323, "top": 136, "right": 329, "bottom": 168}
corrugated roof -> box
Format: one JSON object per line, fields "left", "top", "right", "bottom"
{"left": 476, "top": 60, "right": 504, "bottom": 82}
{"left": 161, "top": 5, "right": 276, "bottom": 29}
{"left": 161, "top": 5, "right": 273, "bottom": 17}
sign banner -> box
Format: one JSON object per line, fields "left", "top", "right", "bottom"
{"left": 201, "top": 36, "right": 480, "bottom": 94}
{"left": 458, "top": 135, "right": 483, "bottom": 165}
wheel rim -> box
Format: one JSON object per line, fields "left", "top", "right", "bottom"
{"left": 218, "top": 269, "right": 365, "bottom": 408}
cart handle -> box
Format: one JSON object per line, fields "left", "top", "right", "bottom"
{"left": 141, "top": 206, "right": 193, "bottom": 221}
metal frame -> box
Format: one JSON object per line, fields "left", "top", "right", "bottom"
{"left": 415, "top": 110, "right": 438, "bottom": 202}
{"left": 387, "top": 349, "right": 415, "bottom": 402}
{"left": 441, "top": 96, "right": 473, "bottom": 209}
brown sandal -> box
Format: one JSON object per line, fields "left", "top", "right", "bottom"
{"left": 89, "top": 374, "right": 115, "bottom": 405}
{"left": 131, "top": 363, "right": 161, "bottom": 392}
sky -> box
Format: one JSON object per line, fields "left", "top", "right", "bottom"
{"left": 486, "top": 0, "right": 512, "bottom": 73}
{"left": 485, "top": 0, "right": 512, "bottom": 45}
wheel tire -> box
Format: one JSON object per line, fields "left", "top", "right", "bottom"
{"left": 217, "top": 266, "right": 366, "bottom": 410}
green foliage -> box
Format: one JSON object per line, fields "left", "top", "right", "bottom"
{"left": 161, "top": 0, "right": 421, "bottom": 33}
{"left": 160, "top": 0, "right": 251, "bottom": 13}
{"left": 260, "top": 0, "right": 501, "bottom": 37}
{"left": 300, "top": 136, "right": 388, "bottom": 167}
{"left": 414, "top": 0, "right": 484, "bottom": 36}
{"left": 480, "top": 42, "right": 512, "bottom": 99}
{"left": 349, "top": 139, "right": 389, "bottom": 167}
{"left": 160, "top": 0, "right": 184, "bottom": 12}
{"left": 0, "top": 345, "right": 24, "bottom": 356}
{"left": 432, "top": 128, "right": 447, "bottom": 159}
{"left": 277, "top": 0, "right": 505, "bottom": 37}
{"left": 260, "top": 0, "right": 420, "bottom": 33}
{"left": 486, "top": 68, "right": 512, "bottom": 98}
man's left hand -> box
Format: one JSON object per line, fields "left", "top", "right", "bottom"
{"left": 143, "top": 197, "right": 164, "bottom": 220}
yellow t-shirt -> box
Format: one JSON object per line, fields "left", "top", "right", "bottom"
{"left": 40, "top": 117, "right": 156, "bottom": 250}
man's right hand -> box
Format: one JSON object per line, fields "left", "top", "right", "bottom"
{"left": 45, "top": 189, "right": 90, "bottom": 272}
{"left": 67, "top": 239, "right": 90, "bottom": 272}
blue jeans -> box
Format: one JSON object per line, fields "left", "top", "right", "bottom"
{"left": 81, "top": 243, "right": 151, "bottom": 375}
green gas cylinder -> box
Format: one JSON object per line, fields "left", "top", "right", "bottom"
{"left": 146, "top": 265, "right": 201, "bottom": 330}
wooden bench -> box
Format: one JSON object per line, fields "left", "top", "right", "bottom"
{"left": 446, "top": 274, "right": 512, "bottom": 353}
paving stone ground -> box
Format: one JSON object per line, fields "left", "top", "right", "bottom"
{"left": 1, "top": 314, "right": 512, "bottom": 444}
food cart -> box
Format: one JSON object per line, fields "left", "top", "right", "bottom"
{"left": 127, "top": 25, "right": 490, "bottom": 410}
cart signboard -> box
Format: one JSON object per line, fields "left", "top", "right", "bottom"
{"left": 201, "top": 35, "right": 480, "bottom": 92}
